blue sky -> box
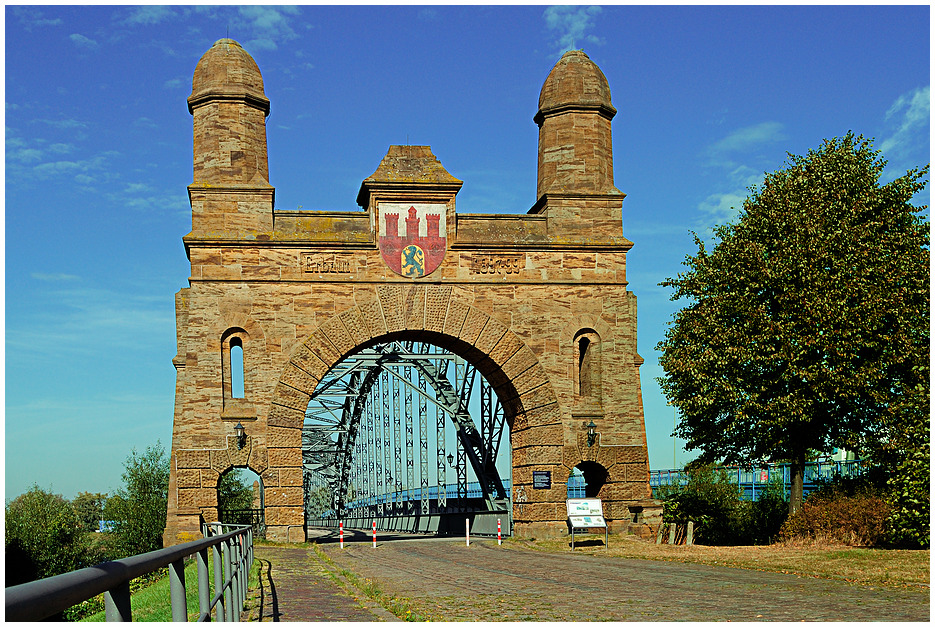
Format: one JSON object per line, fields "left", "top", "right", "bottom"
{"left": 5, "top": 5, "right": 930, "bottom": 500}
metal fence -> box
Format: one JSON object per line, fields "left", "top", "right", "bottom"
{"left": 5, "top": 522, "right": 253, "bottom": 622}
{"left": 650, "top": 459, "right": 866, "bottom": 501}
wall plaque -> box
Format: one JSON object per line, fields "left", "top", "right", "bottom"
{"left": 532, "top": 470, "right": 552, "bottom": 490}
{"left": 303, "top": 254, "right": 352, "bottom": 274}
{"left": 472, "top": 255, "right": 523, "bottom": 275}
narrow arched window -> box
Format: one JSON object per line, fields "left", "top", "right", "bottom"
{"left": 230, "top": 338, "right": 245, "bottom": 399}
{"left": 574, "top": 329, "right": 601, "bottom": 400}
{"left": 222, "top": 328, "right": 249, "bottom": 404}
{"left": 579, "top": 336, "right": 593, "bottom": 397}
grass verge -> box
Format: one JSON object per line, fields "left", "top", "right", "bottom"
{"left": 81, "top": 553, "right": 260, "bottom": 621}
{"left": 311, "top": 543, "right": 435, "bottom": 621}
{"left": 509, "top": 533, "right": 929, "bottom": 590}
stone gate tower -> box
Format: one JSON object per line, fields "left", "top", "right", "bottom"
{"left": 165, "top": 40, "right": 660, "bottom": 545}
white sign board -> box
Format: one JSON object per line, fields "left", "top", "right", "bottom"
{"left": 566, "top": 498, "right": 606, "bottom": 528}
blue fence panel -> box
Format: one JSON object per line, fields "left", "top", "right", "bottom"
{"left": 650, "top": 460, "right": 866, "bottom": 501}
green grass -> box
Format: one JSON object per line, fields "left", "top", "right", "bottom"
{"left": 311, "top": 543, "right": 433, "bottom": 621}
{"left": 80, "top": 553, "right": 260, "bottom": 621}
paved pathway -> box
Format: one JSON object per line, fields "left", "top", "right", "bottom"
{"left": 248, "top": 544, "right": 393, "bottom": 621}
{"left": 249, "top": 530, "right": 928, "bottom": 621}
{"left": 321, "top": 531, "right": 929, "bottom": 622}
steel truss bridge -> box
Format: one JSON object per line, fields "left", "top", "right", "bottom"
{"left": 302, "top": 341, "right": 512, "bottom": 535}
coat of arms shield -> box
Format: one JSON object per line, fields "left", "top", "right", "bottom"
{"left": 378, "top": 203, "right": 447, "bottom": 278}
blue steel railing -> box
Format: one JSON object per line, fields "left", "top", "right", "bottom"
{"left": 340, "top": 479, "right": 510, "bottom": 512}
{"left": 5, "top": 522, "right": 252, "bottom": 622}
{"left": 650, "top": 459, "right": 866, "bottom": 501}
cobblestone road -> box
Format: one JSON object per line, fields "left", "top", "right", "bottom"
{"left": 317, "top": 531, "right": 928, "bottom": 622}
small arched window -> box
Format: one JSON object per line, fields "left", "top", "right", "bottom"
{"left": 222, "top": 329, "right": 249, "bottom": 403}
{"left": 230, "top": 338, "right": 245, "bottom": 399}
{"left": 574, "top": 329, "right": 601, "bottom": 400}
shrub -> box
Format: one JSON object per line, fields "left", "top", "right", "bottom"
{"left": 658, "top": 464, "right": 743, "bottom": 545}
{"left": 779, "top": 486, "right": 890, "bottom": 546}
{"left": 5, "top": 485, "right": 85, "bottom": 582}
{"left": 743, "top": 478, "right": 789, "bottom": 544}
{"left": 658, "top": 464, "right": 790, "bottom": 545}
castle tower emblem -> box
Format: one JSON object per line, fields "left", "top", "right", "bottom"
{"left": 378, "top": 203, "right": 447, "bottom": 277}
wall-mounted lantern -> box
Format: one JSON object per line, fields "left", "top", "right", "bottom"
{"left": 447, "top": 452, "right": 455, "bottom": 467}
{"left": 585, "top": 419, "right": 598, "bottom": 448}
{"left": 234, "top": 422, "right": 247, "bottom": 450}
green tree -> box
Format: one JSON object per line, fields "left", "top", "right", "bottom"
{"left": 657, "top": 133, "right": 929, "bottom": 515}
{"left": 5, "top": 485, "right": 85, "bottom": 581}
{"left": 217, "top": 468, "right": 255, "bottom": 515}
{"left": 73, "top": 491, "right": 109, "bottom": 532}
{"left": 109, "top": 442, "right": 170, "bottom": 556}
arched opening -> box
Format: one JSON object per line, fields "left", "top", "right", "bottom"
{"left": 572, "top": 461, "right": 608, "bottom": 499}
{"left": 302, "top": 337, "right": 513, "bottom": 536}
{"left": 218, "top": 466, "right": 264, "bottom": 536}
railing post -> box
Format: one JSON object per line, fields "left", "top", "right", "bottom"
{"left": 104, "top": 579, "right": 132, "bottom": 621}
{"left": 222, "top": 539, "right": 233, "bottom": 622}
{"left": 213, "top": 538, "right": 224, "bottom": 622}
{"left": 197, "top": 547, "right": 210, "bottom": 620}
{"left": 169, "top": 557, "right": 188, "bottom": 621}
{"left": 231, "top": 537, "right": 241, "bottom": 622}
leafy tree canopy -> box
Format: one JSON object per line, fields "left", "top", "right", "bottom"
{"left": 657, "top": 133, "right": 929, "bottom": 512}
{"left": 109, "top": 442, "right": 170, "bottom": 556}
{"left": 73, "top": 491, "right": 109, "bottom": 532}
{"left": 5, "top": 485, "right": 85, "bottom": 581}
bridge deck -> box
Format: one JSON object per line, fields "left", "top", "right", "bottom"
{"left": 249, "top": 532, "right": 928, "bottom": 622}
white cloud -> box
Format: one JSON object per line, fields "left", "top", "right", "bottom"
{"left": 698, "top": 191, "right": 747, "bottom": 225}
{"left": 31, "top": 272, "right": 80, "bottom": 282}
{"left": 695, "top": 123, "right": 785, "bottom": 231}
{"left": 6, "top": 285, "right": 174, "bottom": 360}
{"left": 238, "top": 6, "right": 300, "bottom": 51}
{"left": 707, "top": 122, "right": 786, "bottom": 158}
{"left": 879, "top": 86, "right": 929, "bottom": 163}
{"left": 11, "top": 7, "right": 63, "bottom": 30}
{"left": 38, "top": 118, "right": 88, "bottom": 130}
{"left": 7, "top": 147, "right": 43, "bottom": 163}
{"left": 69, "top": 33, "right": 98, "bottom": 49}
{"left": 544, "top": 6, "right": 604, "bottom": 56}
{"left": 125, "top": 6, "right": 176, "bottom": 25}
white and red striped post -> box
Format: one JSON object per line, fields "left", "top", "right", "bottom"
{"left": 372, "top": 521, "right": 377, "bottom": 548}
{"left": 497, "top": 518, "right": 502, "bottom": 546}
{"left": 465, "top": 518, "right": 470, "bottom": 546}
{"left": 339, "top": 521, "right": 344, "bottom": 549}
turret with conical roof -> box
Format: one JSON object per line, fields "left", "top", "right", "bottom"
{"left": 186, "top": 39, "right": 274, "bottom": 235}
{"left": 189, "top": 38, "right": 271, "bottom": 186}
{"left": 532, "top": 50, "right": 623, "bottom": 225}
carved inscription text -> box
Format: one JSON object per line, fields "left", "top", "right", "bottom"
{"left": 304, "top": 254, "right": 351, "bottom": 274}
{"left": 473, "top": 255, "right": 523, "bottom": 275}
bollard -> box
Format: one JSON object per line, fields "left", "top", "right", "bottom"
{"left": 498, "top": 518, "right": 502, "bottom": 546}
{"left": 372, "top": 521, "right": 377, "bottom": 548}
{"left": 465, "top": 519, "right": 470, "bottom": 546}
{"left": 339, "top": 521, "right": 344, "bottom": 549}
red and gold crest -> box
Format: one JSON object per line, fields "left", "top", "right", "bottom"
{"left": 378, "top": 203, "right": 447, "bottom": 278}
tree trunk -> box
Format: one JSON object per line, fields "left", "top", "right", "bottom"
{"left": 788, "top": 450, "right": 806, "bottom": 516}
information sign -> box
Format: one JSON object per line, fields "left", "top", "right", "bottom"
{"left": 566, "top": 498, "right": 608, "bottom": 550}
{"left": 532, "top": 470, "right": 551, "bottom": 489}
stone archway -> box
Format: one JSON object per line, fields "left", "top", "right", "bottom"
{"left": 163, "top": 40, "right": 660, "bottom": 546}
{"left": 263, "top": 286, "right": 564, "bottom": 541}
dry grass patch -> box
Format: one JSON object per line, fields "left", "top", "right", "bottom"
{"left": 507, "top": 534, "right": 929, "bottom": 590}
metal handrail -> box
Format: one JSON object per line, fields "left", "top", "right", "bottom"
{"left": 5, "top": 522, "right": 253, "bottom": 622}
